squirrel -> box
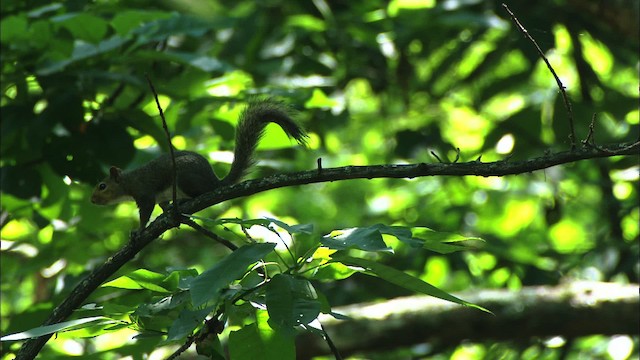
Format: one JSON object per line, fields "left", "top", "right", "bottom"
{"left": 91, "top": 99, "right": 308, "bottom": 232}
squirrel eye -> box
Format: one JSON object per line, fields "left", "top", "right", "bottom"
{"left": 98, "top": 183, "right": 107, "bottom": 190}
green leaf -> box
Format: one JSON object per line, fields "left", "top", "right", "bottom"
{"left": 36, "top": 35, "right": 128, "bottom": 75}
{"left": 332, "top": 255, "right": 491, "bottom": 313}
{"left": 102, "top": 269, "right": 170, "bottom": 293}
{"left": 160, "top": 51, "right": 230, "bottom": 72}
{"left": 228, "top": 312, "right": 295, "bottom": 360}
{"left": 0, "top": 316, "right": 109, "bottom": 341}
{"left": 287, "top": 14, "right": 327, "bottom": 32}
{"left": 265, "top": 274, "right": 320, "bottom": 335}
{"left": 134, "top": 292, "right": 190, "bottom": 317}
{"left": 266, "top": 217, "right": 314, "bottom": 235}
{"left": 321, "top": 226, "right": 393, "bottom": 252}
{"left": 0, "top": 15, "right": 28, "bottom": 43}
{"left": 132, "top": 13, "right": 218, "bottom": 46}
{"left": 110, "top": 10, "right": 172, "bottom": 36}
{"left": 310, "top": 262, "right": 357, "bottom": 281}
{"left": 190, "top": 243, "right": 276, "bottom": 307}
{"left": 162, "top": 269, "right": 198, "bottom": 292}
{"left": 52, "top": 13, "right": 109, "bottom": 44}
{"left": 412, "top": 227, "right": 485, "bottom": 254}
{"left": 166, "top": 307, "right": 212, "bottom": 341}
{"left": 368, "top": 224, "right": 484, "bottom": 253}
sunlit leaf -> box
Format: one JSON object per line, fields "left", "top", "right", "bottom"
{"left": 228, "top": 317, "right": 295, "bottom": 360}
{"left": 322, "top": 226, "right": 392, "bottom": 252}
{"left": 332, "top": 255, "right": 492, "bottom": 313}
{"left": 0, "top": 317, "right": 110, "bottom": 341}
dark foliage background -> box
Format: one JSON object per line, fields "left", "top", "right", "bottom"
{"left": 1, "top": 0, "right": 638, "bottom": 358}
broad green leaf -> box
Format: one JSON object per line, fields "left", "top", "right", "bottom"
{"left": 367, "top": 224, "right": 483, "bottom": 253}
{"left": 153, "top": 292, "right": 190, "bottom": 314}
{"left": 163, "top": 269, "right": 198, "bottom": 292}
{"left": 190, "top": 243, "right": 276, "bottom": 307}
{"left": 27, "top": 3, "right": 64, "bottom": 18}
{"left": 161, "top": 51, "right": 229, "bottom": 72}
{"left": 265, "top": 274, "right": 320, "bottom": 335}
{"left": 257, "top": 310, "right": 295, "bottom": 359}
{"left": 102, "top": 276, "right": 144, "bottom": 290}
{"left": 287, "top": 15, "right": 327, "bottom": 32}
{"left": 228, "top": 312, "right": 295, "bottom": 360}
{"left": 111, "top": 10, "right": 172, "bottom": 36}
{"left": 304, "top": 247, "right": 356, "bottom": 281}
{"left": 310, "top": 262, "right": 357, "bottom": 281}
{"left": 0, "top": 15, "right": 28, "bottom": 43}
{"left": 102, "top": 269, "right": 170, "bottom": 293}
{"left": 266, "top": 217, "right": 314, "bottom": 235}
{"left": 412, "top": 227, "right": 485, "bottom": 254}
{"left": 1, "top": 316, "right": 108, "bottom": 341}
{"left": 166, "top": 307, "right": 212, "bottom": 341}
{"left": 132, "top": 13, "right": 219, "bottom": 46}
{"left": 321, "top": 226, "right": 392, "bottom": 252}
{"left": 37, "top": 36, "right": 128, "bottom": 75}
{"left": 332, "top": 255, "right": 491, "bottom": 313}
{"left": 52, "top": 13, "right": 109, "bottom": 44}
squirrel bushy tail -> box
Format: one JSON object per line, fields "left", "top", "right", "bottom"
{"left": 223, "top": 99, "right": 308, "bottom": 185}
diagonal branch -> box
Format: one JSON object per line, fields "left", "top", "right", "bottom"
{"left": 14, "top": 141, "right": 639, "bottom": 359}
{"left": 502, "top": 3, "right": 577, "bottom": 149}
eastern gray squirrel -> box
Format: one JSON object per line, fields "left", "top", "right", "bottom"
{"left": 91, "top": 99, "right": 308, "bottom": 231}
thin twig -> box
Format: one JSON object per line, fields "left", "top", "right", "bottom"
{"left": 321, "top": 323, "right": 343, "bottom": 360}
{"left": 183, "top": 218, "right": 239, "bottom": 251}
{"left": 165, "top": 335, "right": 196, "bottom": 360}
{"left": 453, "top": 148, "right": 461, "bottom": 163}
{"left": 502, "top": 3, "right": 576, "bottom": 149}
{"left": 582, "top": 113, "right": 597, "bottom": 145}
{"left": 145, "top": 75, "right": 179, "bottom": 221}
{"left": 430, "top": 151, "right": 444, "bottom": 163}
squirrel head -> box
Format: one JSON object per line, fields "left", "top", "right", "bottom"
{"left": 91, "top": 166, "right": 132, "bottom": 205}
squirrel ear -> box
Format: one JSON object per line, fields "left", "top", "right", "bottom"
{"left": 109, "top": 166, "right": 122, "bottom": 181}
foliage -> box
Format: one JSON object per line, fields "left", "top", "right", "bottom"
{"left": 1, "top": 0, "right": 638, "bottom": 359}
{"left": 1, "top": 220, "right": 484, "bottom": 359}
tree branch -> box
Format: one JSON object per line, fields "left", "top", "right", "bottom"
{"left": 15, "top": 141, "right": 638, "bottom": 359}
{"left": 296, "top": 281, "right": 640, "bottom": 358}
{"left": 502, "top": 3, "right": 577, "bottom": 148}
{"left": 186, "top": 141, "right": 639, "bottom": 215}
